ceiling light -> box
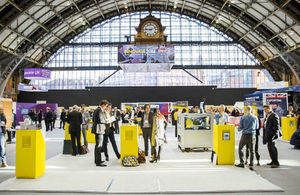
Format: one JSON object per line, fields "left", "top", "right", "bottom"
{"left": 66, "top": 1, "right": 71, "bottom": 6}
{"left": 174, "top": 0, "right": 178, "bottom": 8}
{"left": 230, "top": 0, "right": 235, "bottom": 3}
{"left": 124, "top": 2, "right": 128, "bottom": 9}
{"left": 282, "top": 35, "right": 287, "bottom": 39}
{"left": 289, "top": 30, "right": 294, "bottom": 35}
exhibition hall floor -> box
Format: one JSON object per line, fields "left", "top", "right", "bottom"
{"left": 0, "top": 125, "right": 299, "bottom": 194}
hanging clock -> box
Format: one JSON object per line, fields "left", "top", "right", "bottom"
{"left": 143, "top": 22, "right": 158, "bottom": 37}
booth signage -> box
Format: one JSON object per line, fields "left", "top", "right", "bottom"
{"left": 24, "top": 68, "right": 51, "bottom": 80}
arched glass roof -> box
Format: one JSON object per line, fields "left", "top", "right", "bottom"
{"left": 31, "top": 11, "right": 272, "bottom": 89}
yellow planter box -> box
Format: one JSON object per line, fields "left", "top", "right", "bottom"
{"left": 15, "top": 130, "right": 45, "bottom": 179}
{"left": 213, "top": 124, "right": 235, "bottom": 165}
{"left": 120, "top": 125, "right": 138, "bottom": 163}
{"left": 282, "top": 117, "right": 297, "bottom": 141}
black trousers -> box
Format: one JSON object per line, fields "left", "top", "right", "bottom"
{"left": 238, "top": 134, "right": 255, "bottom": 165}
{"left": 174, "top": 121, "right": 178, "bottom": 137}
{"left": 71, "top": 131, "right": 82, "bottom": 155}
{"left": 267, "top": 138, "right": 279, "bottom": 164}
{"left": 102, "top": 131, "right": 120, "bottom": 158}
{"left": 52, "top": 120, "right": 55, "bottom": 129}
{"left": 142, "top": 128, "right": 152, "bottom": 156}
{"left": 6, "top": 131, "right": 12, "bottom": 141}
{"left": 246, "top": 134, "right": 260, "bottom": 162}
{"left": 95, "top": 133, "right": 104, "bottom": 164}
{"left": 60, "top": 120, "right": 65, "bottom": 129}
{"left": 45, "top": 121, "right": 51, "bottom": 131}
{"left": 114, "top": 122, "right": 120, "bottom": 134}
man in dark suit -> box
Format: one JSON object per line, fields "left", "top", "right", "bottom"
{"left": 92, "top": 100, "right": 109, "bottom": 167}
{"left": 263, "top": 105, "right": 281, "bottom": 168}
{"left": 112, "top": 107, "right": 121, "bottom": 134}
{"left": 60, "top": 109, "right": 66, "bottom": 129}
{"left": 44, "top": 107, "right": 52, "bottom": 131}
{"left": 67, "top": 105, "right": 83, "bottom": 156}
{"left": 139, "top": 104, "right": 154, "bottom": 156}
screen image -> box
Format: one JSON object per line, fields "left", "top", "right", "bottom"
{"left": 21, "top": 108, "right": 29, "bottom": 115}
{"left": 184, "top": 116, "right": 211, "bottom": 130}
{"left": 118, "top": 45, "right": 174, "bottom": 64}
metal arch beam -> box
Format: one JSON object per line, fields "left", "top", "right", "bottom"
{"left": 268, "top": 0, "right": 300, "bottom": 24}
{"left": 0, "top": 0, "right": 40, "bottom": 34}
{"left": 238, "top": 0, "right": 292, "bottom": 42}
{"left": 210, "top": 0, "right": 229, "bottom": 25}
{"left": 43, "top": 0, "right": 76, "bottom": 34}
{"left": 131, "top": 0, "right": 136, "bottom": 10}
{"left": 93, "top": 0, "right": 105, "bottom": 19}
{"left": 7, "top": 0, "right": 64, "bottom": 45}
{"left": 181, "top": 0, "right": 186, "bottom": 14}
{"left": 6, "top": 26, "right": 51, "bottom": 54}
{"left": 70, "top": 0, "right": 91, "bottom": 26}
{"left": 279, "top": 53, "right": 300, "bottom": 84}
{"left": 196, "top": 0, "right": 207, "bottom": 18}
{"left": 0, "top": 56, "right": 26, "bottom": 97}
{"left": 251, "top": 23, "right": 298, "bottom": 52}
{"left": 114, "top": 0, "right": 120, "bottom": 14}
{"left": 225, "top": 1, "right": 255, "bottom": 32}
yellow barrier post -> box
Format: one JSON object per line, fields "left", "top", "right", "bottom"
{"left": 120, "top": 125, "right": 138, "bottom": 163}
{"left": 15, "top": 129, "right": 45, "bottom": 179}
{"left": 282, "top": 117, "right": 297, "bottom": 141}
{"left": 213, "top": 124, "right": 235, "bottom": 165}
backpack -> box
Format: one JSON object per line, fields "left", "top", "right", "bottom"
{"left": 122, "top": 156, "right": 139, "bottom": 167}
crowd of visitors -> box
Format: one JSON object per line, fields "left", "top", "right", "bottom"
{"left": 0, "top": 101, "right": 299, "bottom": 169}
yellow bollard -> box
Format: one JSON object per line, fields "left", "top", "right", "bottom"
{"left": 282, "top": 117, "right": 297, "bottom": 141}
{"left": 213, "top": 124, "right": 235, "bottom": 165}
{"left": 120, "top": 125, "right": 138, "bottom": 164}
{"left": 15, "top": 130, "right": 45, "bottom": 179}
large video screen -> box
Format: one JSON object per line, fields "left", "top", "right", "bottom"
{"left": 118, "top": 45, "right": 175, "bottom": 64}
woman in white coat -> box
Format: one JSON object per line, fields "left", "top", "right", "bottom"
{"left": 150, "top": 108, "right": 167, "bottom": 163}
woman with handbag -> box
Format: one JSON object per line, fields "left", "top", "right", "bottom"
{"left": 150, "top": 108, "right": 167, "bottom": 163}
{"left": 102, "top": 103, "right": 121, "bottom": 161}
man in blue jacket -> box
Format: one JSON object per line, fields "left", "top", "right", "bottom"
{"left": 235, "top": 106, "right": 258, "bottom": 170}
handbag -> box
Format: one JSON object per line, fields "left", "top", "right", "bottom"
{"left": 138, "top": 149, "right": 146, "bottom": 163}
{"left": 122, "top": 156, "right": 139, "bottom": 167}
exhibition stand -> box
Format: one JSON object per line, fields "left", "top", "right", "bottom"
{"left": 15, "top": 129, "right": 45, "bottom": 179}
{"left": 120, "top": 124, "right": 139, "bottom": 163}
{"left": 282, "top": 117, "right": 297, "bottom": 141}
{"left": 177, "top": 113, "right": 213, "bottom": 151}
{"left": 213, "top": 124, "right": 235, "bottom": 165}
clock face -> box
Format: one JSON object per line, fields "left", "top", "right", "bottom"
{"left": 143, "top": 22, "right": 158, "bottom": 37}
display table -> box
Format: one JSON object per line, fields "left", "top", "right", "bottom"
{"left": 213, "top": 124, "right": 235, "bottom": 165}
{"left": 15, "top": 129, "right": 45, "bottom": 179}
{"left": 120, "top": 125, "right": 138, "bottom": 163}
{"left": 282, "top": 117, "right": 297, "bottom": 141}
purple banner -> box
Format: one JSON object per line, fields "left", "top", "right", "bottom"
{"left": 24, "top": 68, "right": 51, "bottom": 80}
{"left": 16, "top": 102, "right": 58, "bottom": 125}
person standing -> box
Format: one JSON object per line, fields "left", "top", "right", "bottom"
{"left": 215, "top": 104, "right": 229, "bottom": 125}
{"left": 81, "top": 105, "right": 90, "bottom": 148}
{"left": 235, "top": 106, "right": 258, "bottom": 170}
{"left": 60, "top": 109, "right": 66, "bottom": 129}
{"left": 92, "top": 100, "right": 109, "bottom": 167}
{"left": 150, "top": 108, "right": 167, "bottom": 163}
{"left": 263, "top": 105, "right": 281, "bottom": 168}
{"left": 11, "top": 110, "right": 17, "bottom": 140}
{"left": 0, "top": 106, "right": 7, "bottom": 167}
{"left": 246, "top": 109, "right": 261, "bottom": 166}
{"left": 102, "top": 103, "right": 121, "bottom": 161}
{"left": 140, "top": 104, "right": 154, "bottom": 157}
{"left": 173, "top": 108, "right": 178, "bottom": 137}
{"left": 67, "top": 105, "right": 83, "bottom": 156}
{"left": 286, "top": 105, "right": 296, "bottom": 117}
{"left": 44, "top": 107, "right": 52, "bottom": 131}
{"left": 37, "top": 109, "right": 43, "bottom": 128}
{"left": 51, "top": 109, "right": 57, "bottom": 130}
{"left": 112, "top": 107, "right": 121, "bottom": 134}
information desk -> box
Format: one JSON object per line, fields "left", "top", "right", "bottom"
{"left": 120, "top": 125, "right": 138, "bottom": 163}
{"left": 177, "top": 113, "right": 213, "bottom": 151}
{"left": 282, "top": 117, "right": 297, "bottom": 141}
{"left": 213, "top": 124, "right": 235, "bottom": 165}
{"left": 16, "top": 129, "right": 45, "bottom": 179}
